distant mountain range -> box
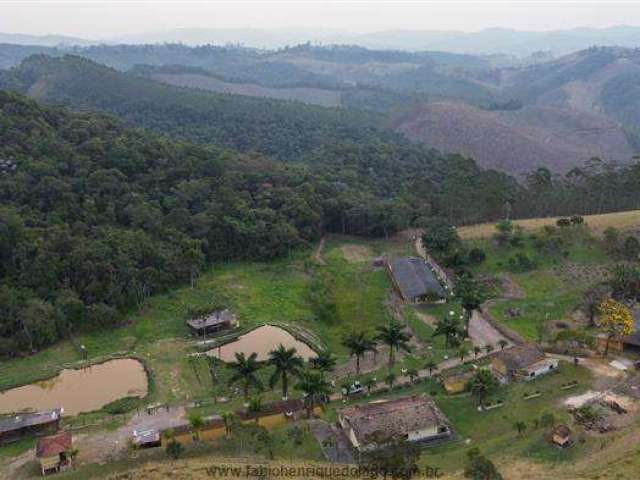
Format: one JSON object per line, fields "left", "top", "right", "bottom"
{"left": 5, "top": 25, "right": 640, "bottom": 56}
{"left": 2, "top": 42, "right": 640, "bottom": 175}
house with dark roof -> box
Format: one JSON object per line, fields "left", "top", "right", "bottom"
{"left": 0, "top": 408, "right": 62, "bottom": 445}
{"left": 492, "top": 344, "right": 558, "bottom": 382}
{"left": 187, "top": 309, "right": 238, "bottom": 337}
{"left": 387, "top": 257, "right": 447, "bottom": 303}
{"left": 337, "top": 395, "right": 452, "bottom": 451}
{"left": 36, "top": 431, "right": 73, "bottom": 475}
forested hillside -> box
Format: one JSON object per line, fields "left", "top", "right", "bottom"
{"left": 0, "top": 55, "right": 400, "bottom": 161}
{"left": 0, "top": 90, "right": 522, "bottom": 356}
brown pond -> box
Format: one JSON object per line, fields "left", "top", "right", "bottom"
{"left": 207, "top": 325, "right": 317, "bottom": 362}
{"left": 0, "top": 358, "right": 148, "bottom": 416}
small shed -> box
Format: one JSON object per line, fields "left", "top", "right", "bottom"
{"left": 551, "top": 424, "right": 572, "bottom": 447}
{"left": 187, "top": 309, "right": 237, "bottom": 337}
{"left": 36, "top": 431, "right": 73, "bottom": 475}
{"left": 442, "top": 371, "right": 474, "bottom": 394}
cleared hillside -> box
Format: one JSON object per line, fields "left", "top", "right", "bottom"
{"left": 392, "top": 101, "right": 634, "bottom": 174}
{"left": 148, "top": 72, "right": 342, "bottom": 107}
{"left": 457, "top": 209, "right": 640, "bottom": 239}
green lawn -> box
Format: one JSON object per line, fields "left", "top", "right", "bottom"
{"left": 422, "top": 361, "right": 593, "bottom": 473}
{"left": 490, "top": 270, "right": 583, "bottom": 341}
{"left": 465, "top": 228, "right": 612, "bottom": 341}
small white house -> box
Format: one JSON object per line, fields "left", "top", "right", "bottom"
{"left": 337, "top": 395, "right": 451, "bottom": 451}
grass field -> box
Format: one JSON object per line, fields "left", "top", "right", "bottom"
{"left": 458, "top": 209, "right": 640, "bottom": 239}
{"left": 464, "top": 226, "right": 612, "bottom": 341}
{"left": 0, "top": 235, "right": 408, "bottom": 413}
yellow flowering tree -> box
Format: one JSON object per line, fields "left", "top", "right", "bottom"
{"left": 599, "top": 298, "right": 634, "bottom": 355}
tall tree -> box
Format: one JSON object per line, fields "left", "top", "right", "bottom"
{"left": 227, "top": 352, "right": 263, "bottom": 403}
{"left": 342, "top": 331, "right": 377, "bottom": 375}
{"left": 375, "top": 321, "right": 412, "bottom": 367}
{"left": 267, "top": 344, "right": 304, "bottom": 400}
{"left": 295, "top": 369, "right": 332, "bottom": 418}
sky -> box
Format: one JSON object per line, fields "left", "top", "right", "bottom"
{"left": 3, "top": 1, "right": 640, "bottom": 39}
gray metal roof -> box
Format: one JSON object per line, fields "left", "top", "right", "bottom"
{"left": 390, "top": 257, "right": 446, "bottom": 300}
{"left": 187, "top": 309, "right": 235, "bottom": 330}
{"left": 0, "top": 408, "right": 62, "bottom": 435}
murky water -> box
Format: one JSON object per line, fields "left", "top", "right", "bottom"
{"left": 207, "top": 325, "right": 317, "bottom": 362}
{"left": 0, "top": 358, "right": 148, "bottom": 416}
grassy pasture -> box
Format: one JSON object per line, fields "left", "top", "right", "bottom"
{"left": 458, "top": 209, "right": 640, "bottom": 240}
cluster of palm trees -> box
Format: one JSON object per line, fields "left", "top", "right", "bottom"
{"left": 341, "top": 319, "right": 412, "bottom": 375}
{"left": 225, "top": 344, "right": 335, "bottom": 419}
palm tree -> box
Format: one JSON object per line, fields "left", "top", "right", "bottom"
{"left": 424, "top": 359, "right": 437, "bottom": 377}
{"left": 363, "top": 376, "right": 377, "bottom": 395}
{"left": 407, "top": 367, "right": 419, "bottom": 384}
{"left": 375, "top": 321, "right": 412, "bottom": 367}
{"left": 458, "top": 347, "right": 467, "bottom": 363}
{"left": 247, "top": 395, "right": 263, "bottom": 424}
{"left": 484, "top": 344, "right": 494, "bottom": 355}
{"left": 455, "top": 275, "right": 485, "bottom": 329}
{"left": 310, "top": 350, "right": 336, "bottom": 374}
{"left": 268, "top": 344, "right": 304, "bottom": 400}
{"left": 227, "top": 352, "right": 263, "bottom": 404}
{"left": 342, "top": 332, "right": 376, "bottom": 375}
{"left": 514, "top": 421, "right": 527, "bottom": 436}
{"left": 384, "top": 372, "right": 397, "bottom": 389}
{"left": 498, "top": 339, "right": 508, "bottom": 351}
{"left": 433, "top": 316, "right": 462, "bottom": 349}
{"left": 468, "top": 369, "right": 499, "bottom": 407}
{"left": 473, "top": 346, "right": 481, "bottom": 359}
{"left": 188, "top": 413, "right": 205, "bottom": 441}
{"left": 221, "top": 411, "right": 237, "bottom": 436}
{"left": 295, "top": 369, "right": 332, "bottom": 418}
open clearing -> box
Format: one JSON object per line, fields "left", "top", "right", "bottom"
{"left": 458, "top": 209, "right": 640, "bottom": 239}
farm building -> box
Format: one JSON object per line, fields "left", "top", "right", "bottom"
{"left": 163, "top": 399, "right": 319, "bottom": 446}
{"left": 492, "top": 344, "right": 558, "bottom": 382}
{"left": 187, "top": 309, "right": 238, "bottom": 336}
{"left": 387, "top": 257, "right": 446, "bottom": 303}
{"left": 337, "top": 395, "right": 452, "bottom": 451}
{"left": 596, "top": 309, "right": 640, "bottom": 354}
{"left": 36, "top": 431, "right": 73, "bottom": 475}
{"left": 0, "top": 408, "right": 63, "bottom": 445}
{"left": 442, "top": 370, "right": 474, "bottom": 394}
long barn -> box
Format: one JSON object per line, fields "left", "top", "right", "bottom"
{"left": 387, "top": 257, "right": 447, "bottom": 303}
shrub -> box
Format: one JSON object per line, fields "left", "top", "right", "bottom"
{"left": 570, "top": 215, "right": 584, "bottom": 225}
{"left": 165, "top": 439, "right": 184, "bottom": 460}
{"left": 102, "top": 396, "right": 142, "bottom": 415}
{"left": 467, "top": 247, "right": 486, "bottom": 265}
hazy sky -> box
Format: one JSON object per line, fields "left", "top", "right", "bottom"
{"left": 3, "top": 1, "right": 640, "bottom": 39}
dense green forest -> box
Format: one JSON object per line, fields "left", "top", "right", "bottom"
{"left": 0, "top": 90, "right": 519, "bottom": 356}
{"left": 0, "top": 55, "right": 400, "bottom": 161}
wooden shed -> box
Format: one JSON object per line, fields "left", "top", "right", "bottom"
{"left": 36, "top": 431, "right": 73, "bottom": 475}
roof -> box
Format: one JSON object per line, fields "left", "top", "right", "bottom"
{"left": 389, "top": 258, "right": 446, "bottom": 300}
{"left": 339, "top": 396, "right": 448, "bottom": 443}
{"left": 494, "top": 344, "right": 546, "bottom": 372}
{"left": 187, "top": 309, "right": 235, "bottom": 330}
{"left": 0, "top": 408, "right": 62, "bottom": 435}
{"left": 623, "top": 310, "right": 640, "bottom": 347}
{"left": 552, "top": 424, "right": 572, "bottom": 437}
{"left": 36, "top": 431, "right": 72, "bottom": 458}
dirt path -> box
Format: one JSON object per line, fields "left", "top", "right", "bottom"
{"left": 314, "top": 235, "right": 327, "bottom": 265}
